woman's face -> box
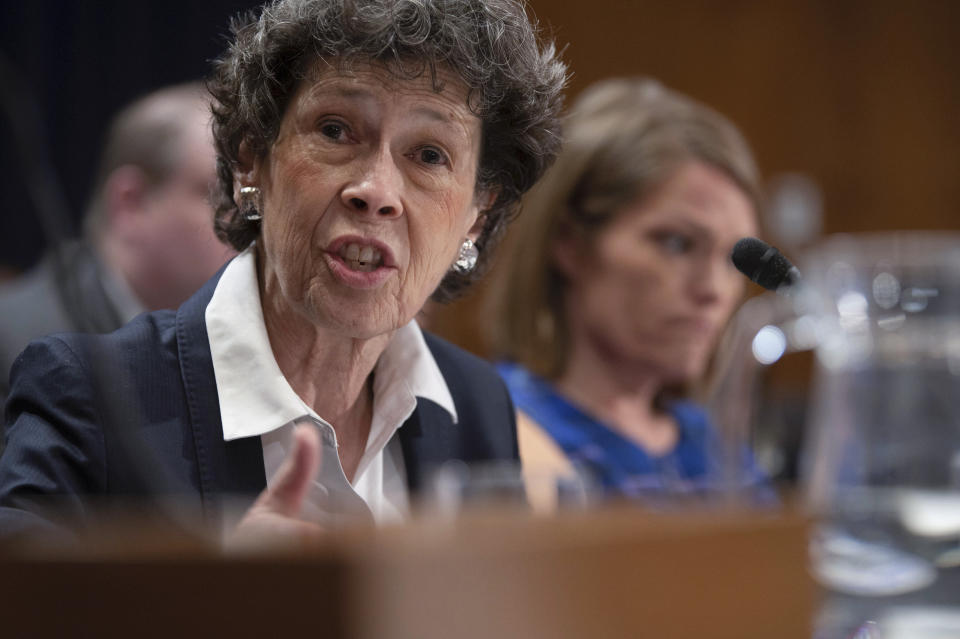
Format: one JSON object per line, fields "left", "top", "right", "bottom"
{"left": 557, "top": 161, "right": 756, "bottom": 384}
{"left": 246, "top": 63, "right": 485, "bottom": 339}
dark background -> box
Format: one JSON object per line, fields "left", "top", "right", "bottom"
{"left": 0, "top": 0, "right": 259, "bottom": 273}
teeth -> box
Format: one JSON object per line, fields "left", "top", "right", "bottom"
{"left": 338, "top": 242, "right": 383, "bottom": 272}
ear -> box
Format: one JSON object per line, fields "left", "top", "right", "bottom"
{"left": 232, "top": 139, "right": 262, "bottom": 197}
{"left": 103, "top": 165, "right": 150, "bottom": 231}
{"left": 466, "top": 213, "right": 486, "bottom": 243}
{"left": 551, "top": 224, "right": 588, "bottom": 281}
{"left": 466, "top": 187, "right": 499, "bottom": 242}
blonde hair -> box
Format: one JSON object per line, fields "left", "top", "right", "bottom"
{"left": 487, "top": 77, "right": 760, "bottom": 380}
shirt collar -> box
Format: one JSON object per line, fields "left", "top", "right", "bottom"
{"left": 206, "top": 248, "right": 457, "bottom": 442}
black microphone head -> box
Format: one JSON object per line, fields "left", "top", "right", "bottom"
{"left": 731, "top": 237, "right": 799, "bottom": 291}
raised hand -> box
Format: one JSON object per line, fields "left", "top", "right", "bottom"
{"left": 227, "top": 423, "right": 324, "bottom": 551}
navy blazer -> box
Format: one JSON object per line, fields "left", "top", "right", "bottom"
{"left": 0, "top": 269, "right": 519, "bottom": 536}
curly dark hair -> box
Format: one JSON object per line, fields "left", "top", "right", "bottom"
{"left": 207, "top": 0, "right": 567, "bottom": 302}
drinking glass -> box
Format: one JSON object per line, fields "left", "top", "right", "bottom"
{"left": 711, "top": 232, "right": 960, "bottom": 637}
{"left": 424, "top": 459, "right": 598, "bottom": 519}
{"left": 798, "top": 233, "right": 960, "bottom": 635}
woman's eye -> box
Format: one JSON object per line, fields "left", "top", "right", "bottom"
{"left": 656, "top": 232, "right": 694, "bottom": 254}
{"left": 417, "top": 147, "right": 447, "bottom": 166}
{"left": 319, "top": 121, "right": 346, "bottom": 141}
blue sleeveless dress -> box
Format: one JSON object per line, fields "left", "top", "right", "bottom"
{"left": 497, "top": 361, "right": 769, "bottom": 500}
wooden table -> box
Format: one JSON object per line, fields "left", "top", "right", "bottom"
{"left": 0, "top": 506, "right": 815, "bottom": 638}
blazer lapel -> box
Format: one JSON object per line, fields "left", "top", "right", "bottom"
{"left": 399, "top": 398, "right": 457, "bottom": 494}
{"left": 175, "top": 266, "right": 266, "bottom": 522}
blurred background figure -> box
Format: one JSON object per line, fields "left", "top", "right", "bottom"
{"left": 0, "top": 82, "right": 234, "bottom": 403}
{"left": 488, "top": 77, "right": 765, "bottom": 505}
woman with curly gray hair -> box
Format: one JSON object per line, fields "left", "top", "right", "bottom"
{"left": 0, "top": 0, "right": 566, "bottom": 544}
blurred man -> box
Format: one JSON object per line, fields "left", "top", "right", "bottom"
{"left": 0, "top": 82, "right": 234, "bottom": 404}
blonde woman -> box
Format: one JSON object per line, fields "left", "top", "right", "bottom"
{"left": 489, "top": 77, "right": 767, "bottom": 503}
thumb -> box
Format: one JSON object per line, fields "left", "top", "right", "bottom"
{"left": 259, "top": 423, "right": 322, "bottom": 518}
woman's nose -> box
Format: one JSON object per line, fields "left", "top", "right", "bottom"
{"left": 690, "top": 258, "right": 729, "bottom": 305}
{"left": 341, "top": 149, "right": 404, "bottom": 218}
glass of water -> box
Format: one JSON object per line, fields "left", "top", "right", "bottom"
{"left": 798, "top": 232, "right": 960, "bottom": 636}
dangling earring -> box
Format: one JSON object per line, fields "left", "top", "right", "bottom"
{"left": 239, "top": 186, "right": 262, "bottom": 221}
{"left": 453, "top": 238, "right": 479, "bottom": 274}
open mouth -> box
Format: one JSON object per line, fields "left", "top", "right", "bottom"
{"left": 338, "top": 242, "right": 384, "bottom": 272}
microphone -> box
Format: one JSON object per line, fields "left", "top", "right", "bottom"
{"left": 731, "top": 237, "right": 800, "bottom": 292}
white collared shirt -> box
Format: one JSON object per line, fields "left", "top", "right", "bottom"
{"left": 205, "top": 248, "right": 457, "bottom": 527}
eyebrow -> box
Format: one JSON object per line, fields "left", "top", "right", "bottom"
{"left": 651, "top": 216, "right": 734, "bottom": 244}
{"left": 652, "top": 214, "right": 711, "bottom": 234}
{"left": 314, "top": 86, "right": 465, "bottom": 128}
{"left": 411, "top": 105, "right": 461, "bottom": 126}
